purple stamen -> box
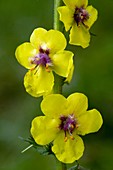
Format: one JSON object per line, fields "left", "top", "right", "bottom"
{"left": 30, "top": 46, "right": 52, "bottom": 68}
{"left": 74, "top": 7, "right": 89, "bottom": 26}
{"left": 59, "top": 114, "right": 77, "bottom": 136}
{"left": 34, "top": 53, "right": 51, "bottom": 66}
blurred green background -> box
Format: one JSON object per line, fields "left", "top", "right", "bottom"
{"left": 0, "top": 0, "right": 113, "bottom": 169}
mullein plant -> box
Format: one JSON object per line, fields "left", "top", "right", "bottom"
{"left": 15, "top": 0, "right": 103, "bottom": 169}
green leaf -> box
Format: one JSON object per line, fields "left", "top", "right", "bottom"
{"left": 19, "top": 136, "right": 54, "bottom": 155}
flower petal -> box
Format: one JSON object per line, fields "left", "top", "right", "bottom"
{"left": 30, "top": 28, "right": 47, "bottom": 49}
{"left": 24, "top": 67, "right": 54, "bottom": 97}
{"left": 63, "top": 0, "right": 88, "bottom": 9}
{"left": 41, "top": 94, "right": 68, "bottom": 118}
{"left": 45, "top": 30, "right": 67, "bottom": 53}
{"left": 69, "top": 23, "right": 90, "bottom": 48}
{"left": 52, "top": 51, "right": 74, "bottom": 77}
{"left": 57, "top": 6, "right": 74, "bottom": 31}
{"left": 75, "top": 0, "right": 88, "bottom": 8}
{"left": 15, "top": 42, "right": 37, "bottom": 69}
{"left": 31, "top": 116, "right": 59, "bottom": 145}
{"left": 65, "top": 64, "right": 74, "bottom": 83}
{"left": 84, "top": 5, "right": 98, "bottom": 29}
{"left": 77, "top": 109, "right": 103, "bottom": 135}
{"left": 52, "top": 133, "right": 84, "bottom": 163}
{"left": 67, "top": 93, "right": 88, "bottom": 117}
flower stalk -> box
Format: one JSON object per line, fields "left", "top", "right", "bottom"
{"left": 54, "top": 0, "right": 63, "bottom": 31}
{"left": 56, "top": 160, "right": 67, "bottom": 170}
{"left": 54, "top": 1, "right": 67, "bottom": 169}
{"left": 53, "top": 73, "right": 64, "bottom": 94}
{"left": 53, "top": 0, "right": 64, "bottom": 95}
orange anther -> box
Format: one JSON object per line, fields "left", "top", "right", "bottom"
{"left": 46, "top": 64, "right": 50, "bottom": 72}
{"left": 30, "top": 67, "right": 35, "bottom": 71}
{"left": 70, "top": 124, "right": 74, "bottom": 129}
{"left": 64, "top": 137, "right": 68, "bottom": 142}
{"left": 70, "top": 135, "right": 74, "bottom": 140}
{"left": 75, "top": 124, "right": 79, "bottom": 128}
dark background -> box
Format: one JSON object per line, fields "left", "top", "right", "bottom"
{"left": 0, "top": 0, "right": 113, "bottom": 169}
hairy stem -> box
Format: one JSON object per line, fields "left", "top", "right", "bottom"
{"left": 54, "top": 0, "right": 63, "bottom": 30}
{"left": 53, "top": 0, "right": 64, "bottom": 94}
{"left": 53, "top": 0, "right": 67, "bottom": 170}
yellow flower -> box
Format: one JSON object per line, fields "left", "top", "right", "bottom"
{"left": 58, "top": 0, "right": 98, "bottom": 48}
{"left": 31, "top": 93, "right": 103, "bottom": 163}
{"left": 15, "top": 28, "right": 74, "bottom": 97}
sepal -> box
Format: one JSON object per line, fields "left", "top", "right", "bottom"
{"left": 68, "top": 162, "right": 89, "bottom": 170}
{"left": 19, "top": 136, "right": 54, "bottom": 155}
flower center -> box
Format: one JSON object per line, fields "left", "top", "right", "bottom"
{"left": 74, "top": 7, "right": 89, "bottom": 26}
{"left": 59, "top": 114, "right": 78, "bottom": 142}
{"left": 30, "top": 46, "right": 52, "bottom": 71}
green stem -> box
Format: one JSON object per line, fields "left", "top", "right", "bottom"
{"left": 54, "top": 0, "right": 63, "bottom": 30}
{"left": 53, "top": 0, "right": 64, "bottom": 94}
{"left": 53, "top": 1, "right": 67, "bottom": 170}
{"left": 53, "top": 73, "right": 64, "bottom": 94}
{"left": 56, "top": 159, "right": 67, "bottom": 170}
